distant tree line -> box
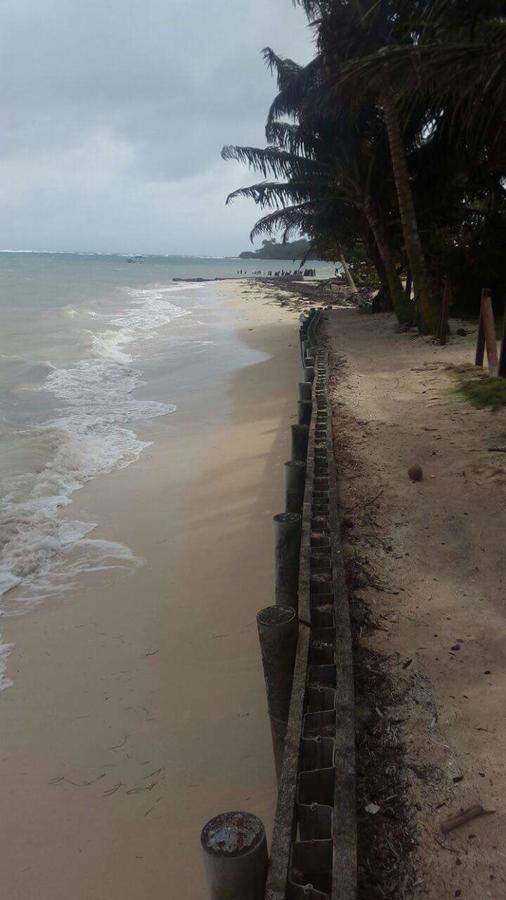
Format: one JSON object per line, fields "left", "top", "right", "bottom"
{"left": 223, "top": 0, "right": 506, "bottom": 332}
{"left": 239, "top": 237, "right": 315, "bottom": 259}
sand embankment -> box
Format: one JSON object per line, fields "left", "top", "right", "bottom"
{"left": 0, "top": 282, "right": 301, "bottom": 899}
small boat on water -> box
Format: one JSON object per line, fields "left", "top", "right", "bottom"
{"left": 127, "top": 255, "right": 144, "bottom": 263}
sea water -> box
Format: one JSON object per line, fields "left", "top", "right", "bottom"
{"left": 0, "top": 251, "right": 334, "bottom": 686}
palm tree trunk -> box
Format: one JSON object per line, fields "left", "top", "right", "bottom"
{"left": 405, "top": 268, "right": 412, "bottom": 299}
{"left": 380, "top": 83, "right": 439, "bottom": 333}
{"left": 364, "top": 201, "right": 412, "bottom": 325}
{"left": 361, "top": 226, "right": 393, "bottom": 311}
{"left": 337, "top": 245, "right": 358, "bottom": 293}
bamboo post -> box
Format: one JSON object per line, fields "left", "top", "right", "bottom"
{"left": 284, "top": 460, "right": 306, "bottom": 513}
{"left": 479, "top": 288, "right": 498, "bottom": 374}
{"left": 257, "top": 606, "right": 299, "bottom": 780}
{"left": 201, "top": 811, "right": 268, "bottom": 900}
{"left": 499, "top": 303, "right": 506, "bottom": 378}
{"left": 273, "top": 512, "right": 302, "bottom": 610}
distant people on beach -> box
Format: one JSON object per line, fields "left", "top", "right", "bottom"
{"left": 236, "top": 266, "right": 322, "bottom": 278}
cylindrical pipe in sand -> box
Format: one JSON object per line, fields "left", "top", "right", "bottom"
{"left": 291, "top": 423, "right": 309, "bottom": 462}
{"left": 284, "top": 459, "right": 306, "bottom": 513}
{"left": 257, "top": 605, "right": 298, "bottom": 780}
{"left": 304, "top": 364, "right": 315, "bottom": 383}
{"left": 299, "top": 381, "right": 312, "bottom": 402}
{"left": 201, "top": 811, "right": 268, "bottom": 900}
{"left": 274, "top": 511, "right": 302, "bottom": 610}
{"left": 298, "top": 399, "right": 312, "bottom": 426}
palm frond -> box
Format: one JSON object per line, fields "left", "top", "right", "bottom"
{"left": 221, "top": 144, "right": 324, "bottom": 180}
{"left": 226, "top": 180, "right": 314, "bottom": 209}
{"left": 250, "top": 203, "right": 312, "bottom": 242}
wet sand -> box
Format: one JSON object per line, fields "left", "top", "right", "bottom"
{"left": 0, "top": 283, "right": 301, "bottom": 899}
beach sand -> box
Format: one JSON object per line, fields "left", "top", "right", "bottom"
{"left": 0, "top": 282, "right": 301, "bottom": 899}
{"left": 325, "top": 308, "right": 506, "bottom": 896}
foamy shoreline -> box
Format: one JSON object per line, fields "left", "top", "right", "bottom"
{"left": 0, "top": 281, "right": 301, "bottom": 898}
{"left": 0, "top": 284, "right": 192, "bottom": 617}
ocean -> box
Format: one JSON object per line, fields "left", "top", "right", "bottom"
{"left": 0, "top": 251, "right": 334, "bottom": 686}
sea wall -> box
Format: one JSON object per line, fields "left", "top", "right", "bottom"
{"left": 201, "top": 308, "right": 357, "bottom": 900}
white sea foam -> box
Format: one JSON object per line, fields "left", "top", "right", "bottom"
{"left": 0, "top": 284, "right": 189, "bottom": 625}
{"left": 0, "top": 637, "right": 14, "bottom": 691}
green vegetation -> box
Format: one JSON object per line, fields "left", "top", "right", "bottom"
{"left": 457, "top": 377, "right": 506, "bottom": 412}
{"left": 239, "top": 237, "right": 313, "bottom": 260}
{"left": 222, "top": 1, "right": 506, "bottom": 333}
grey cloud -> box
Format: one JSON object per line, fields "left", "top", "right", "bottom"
{"left": 0, "top": 0, "right": 314, "bottom": 254}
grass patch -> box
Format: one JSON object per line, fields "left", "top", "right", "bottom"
{"left": 456, "top": 376, "right": 506, "bottom": 411}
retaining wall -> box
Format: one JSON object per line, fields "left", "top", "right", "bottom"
{"left": 201, "top": 308, "right": 357, "bottom": 900}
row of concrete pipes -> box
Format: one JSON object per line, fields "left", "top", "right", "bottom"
{"left": 200, "top": 309, "right": 325, "bottom": 899}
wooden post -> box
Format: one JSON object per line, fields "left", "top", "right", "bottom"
{"left": 475, "top": 311, "right": 485, "bottom": 367}
{"left": 499, "top": 303, "right": 506, "bottom": 378}
{"left": 438, "top": 279, "right": 450, "bottom": 346}
{"left": 480, "top": 288, "right": 498, "bottom": 375}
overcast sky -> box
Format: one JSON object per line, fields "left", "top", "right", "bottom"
{"left": 0, "top": 1, "right": 314, "bottom": 256}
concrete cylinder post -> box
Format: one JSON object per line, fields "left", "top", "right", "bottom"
{"left": 298, "top": 399, "right": 312, "bottom": 426}
{"left": 299, "top": 381, "right": 312, "bottom": 402}
{"left": 257, "top": 605, "right": 299, "bottom": 780}
{"left": 284, "top": 459, "right": 306, "bottom": 513}
{"left": 201, "top": 811, "right": 268, "bottom": 900}
{"left": 304, "top": 364, "right": 315, "bottom": 383}
{"left": 274, "top": 512, "right": 302, "bottom": 610}
{"left": 291, "top": 423, "right": 309, "bottom": 462}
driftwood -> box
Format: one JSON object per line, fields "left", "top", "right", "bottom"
{"left": 440, "top": 804, "right": 495, "bottom": 835}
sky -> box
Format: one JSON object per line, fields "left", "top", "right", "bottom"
{"left": 0, "top": 1, "right": 315, "bottom": 256}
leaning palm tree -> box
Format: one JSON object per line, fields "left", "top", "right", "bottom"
{"left": 294, "top": 0, "right": 441, "bottom": 331}
{"left": 223, "top": 50, "right": 414, "bottom": 323}
{"left": 355, "top": 11, "right": 506, "bottom": 162}
{"left": 300, "top": 0, "right": 506, "bottom": 325}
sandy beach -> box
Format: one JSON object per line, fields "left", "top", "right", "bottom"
{"left": 325, "top": 309, "right": 506, "bottom": 896}
{"left": 0, "top": 282, "right": 301, "bottom": 899}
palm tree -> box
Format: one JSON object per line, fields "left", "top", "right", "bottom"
{"left": 266, "top": 49, "right": 413, "bottom": 319}
{"left": 294, "top": 0, "right": 441, "bottom": 331}
{"left": 223, "top": 50, "right": 414, "bottom": 323}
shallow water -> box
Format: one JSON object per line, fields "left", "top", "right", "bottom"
{"left": 0, "top": 251, "right": 334, "bottom": 686}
